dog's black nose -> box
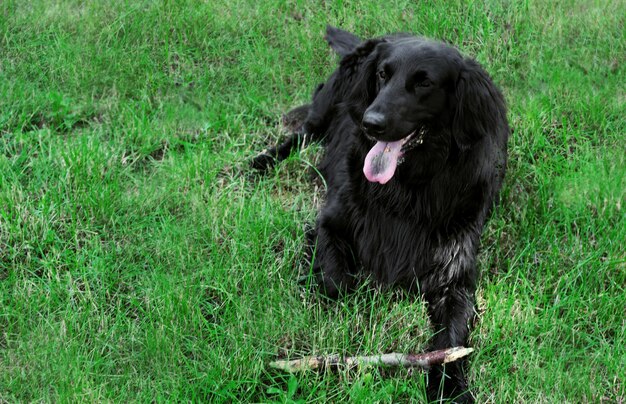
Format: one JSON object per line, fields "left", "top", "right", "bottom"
{"left": 362, "top": 111, "right": 386, "bottom": 135}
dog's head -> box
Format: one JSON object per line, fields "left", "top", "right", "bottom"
{"left": 341, "top": 37, "right": 505, "bottom": 183}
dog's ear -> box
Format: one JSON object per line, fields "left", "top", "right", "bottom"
{"left": 340, "top": 38, "right": 387, "bottom": 120}
{"left": 325, "top": 25, "right": 362, "bottom": 56}
{"left": 452, "top": 58, "right": 506, "bottom": 150}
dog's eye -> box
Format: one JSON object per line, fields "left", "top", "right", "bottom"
{"left": 377, "top": 70, "right": 387, "bottom": 81}
{"left": 415, "top": 79, "right": 432, "bottom": 88}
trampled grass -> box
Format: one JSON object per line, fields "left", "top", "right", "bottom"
{"left": 1, "top": 0, "right": 624, "bottom": 402}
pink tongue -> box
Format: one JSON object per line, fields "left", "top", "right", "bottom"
{"left": 363, "top": 139, "right": 404, "bottom": 184}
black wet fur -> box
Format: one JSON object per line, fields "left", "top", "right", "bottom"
{"left": 252, "top": 25, "right": 509, "bottom": 403}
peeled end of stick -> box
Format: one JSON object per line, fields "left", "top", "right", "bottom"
{"left": 442, "top": 347, "right": 474, "bottom": 364}
{"left": 269, "top": 356, "right": 325, "bottom": 372}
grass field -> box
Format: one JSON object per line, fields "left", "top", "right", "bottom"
{"left": 1, "top": 0, "right": 625, "bottom": 402}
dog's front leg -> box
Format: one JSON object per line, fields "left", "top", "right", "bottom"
{"left": 422, "top": 232, "right": 479, "bottom": 403}
{"left": 311, "top": 202, "right": 357, "bottom": 298}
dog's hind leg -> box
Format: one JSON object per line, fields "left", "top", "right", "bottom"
{"left": 250, "top": 104, "right": 316, "bottom": 172}
{"left": 250, "top": 132, "right": 308, "bottom": 171}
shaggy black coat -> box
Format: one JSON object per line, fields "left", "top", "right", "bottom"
{"left": 253, "top": 26, "right": 509, "bottom": 402}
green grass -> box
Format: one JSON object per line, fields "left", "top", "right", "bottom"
{"left": 1, "top": 0, "right": 624, "bottom": 402}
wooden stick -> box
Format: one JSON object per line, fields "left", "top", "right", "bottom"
{"left": 269, "top": 346, "right": 473, "bottom": 373}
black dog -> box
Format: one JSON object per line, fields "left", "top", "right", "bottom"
{"left": 253, "top": 26, "right": 509, "bottom": 402}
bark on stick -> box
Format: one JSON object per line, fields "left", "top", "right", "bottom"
{"left": 269, "top": 346, "right": 473, "bottom": 373}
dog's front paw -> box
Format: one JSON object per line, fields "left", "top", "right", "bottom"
{"left": 427, "top": 385, "right": 474, "bottom": 404}
{"left": 427, "top": 365, "right": 474, "bottom": 403}
{"left": 312, "top": 261, "right": 356, "bottom": 299}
